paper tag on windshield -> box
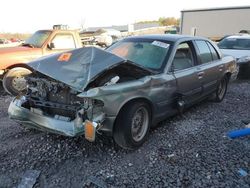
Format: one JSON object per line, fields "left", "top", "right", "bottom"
{"left": 152, "top": 41, "right": 170, "bottom": 49}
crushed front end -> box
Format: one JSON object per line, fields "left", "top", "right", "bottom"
{"left": 8, "top": 74, "right": 105, "bottom": 140}
{"left": 8, "top": 47, "right": 153, "bottom": 142}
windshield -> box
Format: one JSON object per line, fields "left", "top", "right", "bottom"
{"left": 218, "top": 37, "right": 250, "bottom": 50}
{"left": 107, "top": 40, "right": 171, "bottom": 71}
{"left": 24, "top": 30, "right": 51, "bottom": 48}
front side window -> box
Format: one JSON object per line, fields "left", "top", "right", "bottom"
{"left": 107, "top": 40, "right": 171, "bottom": 71}
{"left": 51, "top": 34, "right": 76, "bottom": 49}
{"left": 172, "top": 42, "right": 194, "bottom": 71}
{"left": 195, "top": 40, "right": 213, "bottom": 64}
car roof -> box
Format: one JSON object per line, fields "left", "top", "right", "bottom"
{"left": 225, "top": 34, "right": 250, "bottom": 39}
{"left": 36, "top": 29, "right": 77, "bottom": 32}
{"left": 124, "top": 34, "right": 207, "bottom": 42}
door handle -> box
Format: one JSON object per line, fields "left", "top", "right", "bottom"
{"left": 197, "top": 71, "right": 204, "bottom": 79}
{"left": 219, "top": 65, "right": 224, "bottom": 71}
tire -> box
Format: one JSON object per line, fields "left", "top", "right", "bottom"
{"left": 113, "top": 101, "right": 151, "bottom": 149}
{"left": 212, "top": 76, "right": 228, "bottom": 102}
{"left": 2, "top": 67, "right": 32, "bottom": 96}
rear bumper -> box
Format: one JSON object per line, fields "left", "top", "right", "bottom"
{"left": 231, "top": 66, "right": 239, "bottom": 81}
{"left": 238, "top": 62, "right": 250, "bottom": 79}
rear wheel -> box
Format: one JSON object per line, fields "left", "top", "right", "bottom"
{"left": 2, "top": 67, "right": 31, "bottom": 96}
{"left": 212, "top": 76, "right": 228, "bottom": 102}
{"left": 113, "top": 101, "right": 151, "bottom": 149}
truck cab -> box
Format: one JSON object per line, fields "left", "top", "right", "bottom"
{"left": 0, "top": 26, "right": 83, "bottom": 95}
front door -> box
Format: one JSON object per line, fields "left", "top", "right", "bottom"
{"left": 171, "top": 41, "right": 202, "bottom": 105}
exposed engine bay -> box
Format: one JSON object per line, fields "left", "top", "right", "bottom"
{"left": 20, "top": 73, "right": 102, "bottom": 122}
{"left": 24, "top": 75, "right": 84, "bottom": 118}
{"left": 85, "top": 62, "right": 152, "bottom": 89}
{"left": 21, "top": 64, "right": 148, "bottom": 122}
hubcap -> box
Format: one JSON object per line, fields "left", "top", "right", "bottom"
{"left": 12, "top": 73, "right": 28, "bottom": 92}
{"left": 131, "top": 107, "right": 149, "bottom": 142}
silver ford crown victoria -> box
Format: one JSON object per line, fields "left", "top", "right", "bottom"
{"left": 8, "top": 35, "right": 237, "bottom": 149}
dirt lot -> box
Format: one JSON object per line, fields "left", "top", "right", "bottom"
{"left": 0, "top": 80, "right": 249, "bottom": 188}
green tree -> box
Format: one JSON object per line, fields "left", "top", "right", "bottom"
{"left": 159, "top": 17, "right": 179, "bottom": 26}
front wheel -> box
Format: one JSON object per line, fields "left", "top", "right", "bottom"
{"left": 212, "top": 76, "right": 228, "bottom": 102}
{"left": 2, "top": 67, "right": 32, "bottom": 96}
{"left": 113, "top": 101, "right": 151, "bottom": 149}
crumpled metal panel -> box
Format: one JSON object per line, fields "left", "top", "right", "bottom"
{"left": 77, "top": 74, "right": 177, "bottom": 117}
{"left": 28, "top": 47, "right": 125, "bottom": 91}
{"left": 8, "top": 98, "right": 85, "bottom": 137}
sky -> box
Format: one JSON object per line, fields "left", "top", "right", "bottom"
{"left": 0, "top": 0, "right": 249, "bottom": 33}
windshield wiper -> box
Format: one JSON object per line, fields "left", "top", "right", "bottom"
{"left": 22, "top": 43, "right": 34, "bottom": 48}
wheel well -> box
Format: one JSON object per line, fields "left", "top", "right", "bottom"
{"left": 5, "top": 64, "right": 32, "bottom": 73}
{"left": 113, "top": 98, "right": 154, "bottom": 133}
{"left": 225, "top": 72, "right": 231, "bottom": 81}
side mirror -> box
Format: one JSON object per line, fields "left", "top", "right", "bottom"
{"left": 47, "top": 42, "right": 55, "bottom": 49}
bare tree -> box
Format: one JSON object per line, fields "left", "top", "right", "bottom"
{"left": 80, "top": 18, "right": 86, "bottom": 31}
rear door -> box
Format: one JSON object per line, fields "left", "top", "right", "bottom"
{"left": 194, "top": 40, "right": 222, "bottom": 96}
{"left": 170, "top": 41, "right": 202, "bottom": 104}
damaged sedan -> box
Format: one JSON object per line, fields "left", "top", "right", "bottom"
{"left": 8, "top": 35, "right": 237, "bottom": 149}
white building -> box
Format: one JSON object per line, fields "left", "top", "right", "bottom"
{"left": 180, "top": 6, "right": 250, "bottom": 41}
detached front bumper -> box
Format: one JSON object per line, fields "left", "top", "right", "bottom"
{"left": 8, "top": 97, "right": 116, "bottom": 139}
{"left": 8, "top": 98, "right": 85, "bottom": 137}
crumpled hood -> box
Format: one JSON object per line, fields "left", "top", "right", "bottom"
{"left": 28, "top": 47, "right": 130, "bottom": 91}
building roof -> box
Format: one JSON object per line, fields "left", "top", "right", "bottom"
{"left": 86, "top": 23, "right": 160, "bottom": 32}
{"left": 181, "top": 6, "right": 250, "bottom": 13}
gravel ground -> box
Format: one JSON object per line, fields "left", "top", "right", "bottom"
{"left": 0, "top": 80, "right": 249, "bottom": 188}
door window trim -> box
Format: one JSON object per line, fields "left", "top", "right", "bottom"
{"left": 206, "top": 41, "right": 220, "bottom": 61}
{"left": 169, "top": 40, "right": 198, "bottom": 73}
{"left": 194, "top": 40, "right": 215, "bottom": 65}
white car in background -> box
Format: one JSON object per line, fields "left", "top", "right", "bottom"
{"left": 218, "top": 35, "right": 250, "bottom": 79}
{"left": 94, "top": 29, "right": 121, "bottom": 47}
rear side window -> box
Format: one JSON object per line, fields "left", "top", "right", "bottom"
{"left": 51, "top": 34, "right": 76, "bottom": 49}
{"left": 207, "top": 42, "right": 219, "bottom": 60}
{"left": 195, "top": 40, "right": 213, "bottom": 64}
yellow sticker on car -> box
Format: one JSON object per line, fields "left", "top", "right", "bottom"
{"left": 58, "top": 53, "right": 72, "bottom": 62}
